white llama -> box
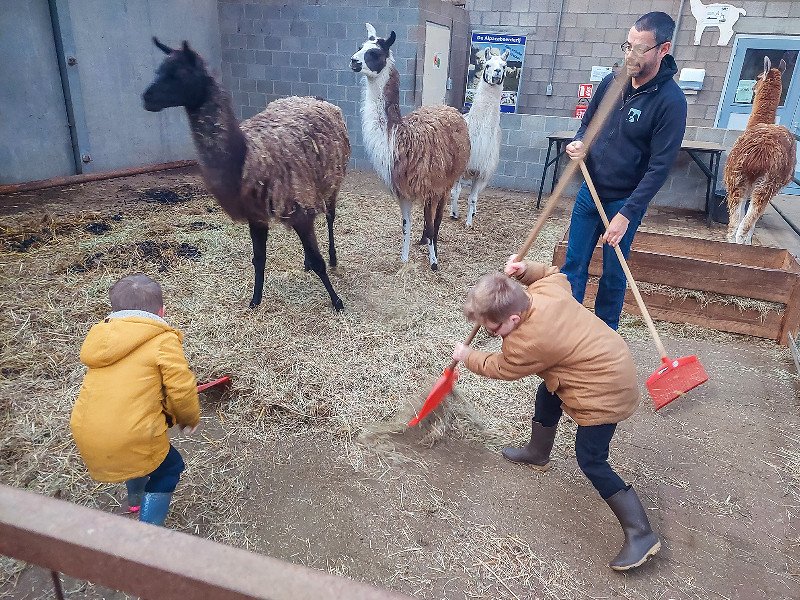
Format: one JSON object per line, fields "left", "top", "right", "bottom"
{"left": 689, "top": 0, "right": 746, "bottom": 46}
{"left": 450, "top": 48, "right": 509, "bottom": 227}
{"left": 350, "top": 23, "right": 469, "bottom": 270}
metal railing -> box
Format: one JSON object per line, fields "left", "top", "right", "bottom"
{"left": 0, "top": 484, "right": 414, "bottom": 600}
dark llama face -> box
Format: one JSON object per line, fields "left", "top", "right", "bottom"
{"left": 142, "top": 38, "right": 209, "bottom": 112}
{"left": 351, "top": 23, "right": 395, "bottom": 77}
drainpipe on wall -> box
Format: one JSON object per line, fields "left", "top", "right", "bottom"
{"left": 671, "top": 0, "right": 687, "bottom": 59}
{"left": 546, "top": 0, "right": 566, "bottom": 96}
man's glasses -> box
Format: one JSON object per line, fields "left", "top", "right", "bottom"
{"left": 620, "top": 41, "right": 663, "bottom": 56}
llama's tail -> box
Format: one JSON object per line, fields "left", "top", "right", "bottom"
{"left": 738, "top": 8, "right": 747, "bottom": 15}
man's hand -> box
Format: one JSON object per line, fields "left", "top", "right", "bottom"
{"left": 602, "top": 213, "right": 630, "bottom": 248}
{"left": 452, "top": 342, "right": 471, "bottom": 362}
{"left": 565, "top": 140, "right": 586, "bottom": 161}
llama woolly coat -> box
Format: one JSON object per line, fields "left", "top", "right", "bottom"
{"left": 463, "top": 262, "right": 640, "bottom": 426}
{"left": 71, "top": 312, "right": 199, "bottom": 482}
{"left": 207, "top": 94, "right": 350, "bottom": 224}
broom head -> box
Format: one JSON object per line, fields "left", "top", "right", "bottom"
{"left": 408, "top": 367, "right": 458, "bottom": 427}
{"left": 646, "top": 356, "right": 708, "bottom": 411}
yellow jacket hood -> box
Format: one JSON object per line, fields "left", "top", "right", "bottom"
{"left": 80, "top": 311, "right": 183, "bottom": 368}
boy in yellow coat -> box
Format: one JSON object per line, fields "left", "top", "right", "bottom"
{"left": 452, "top": 258, "right": 660, "bottom": 570}
{"left": 71, "top": 274, "right": 200, "bottom": 526}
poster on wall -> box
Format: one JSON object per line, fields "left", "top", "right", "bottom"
{"left": 464, "top": 32, "right": 527, "bottom": 113}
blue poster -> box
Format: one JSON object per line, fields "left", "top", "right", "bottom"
{"left": 465, "top": 32, "right": 527, "bottom": 113}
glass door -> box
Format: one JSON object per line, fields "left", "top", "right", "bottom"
{"left": 717, "top": 36, "right": 800, "bottom": 194}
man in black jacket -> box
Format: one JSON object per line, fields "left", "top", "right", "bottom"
{"left": 563, "top": 11, "right": 687, "bottom": 330}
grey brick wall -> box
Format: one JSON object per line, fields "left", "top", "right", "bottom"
{"left": 464, "top": 0, "right": 800, "bottom": 127}
{"left": 218, "top": 0, "right": 468, "bottom": 169}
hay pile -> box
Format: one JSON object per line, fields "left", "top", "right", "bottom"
{"left": 1, "top": 171, "right": 795, "bottom": 597}
{"left": 0, "top": 172, "right": 570, "bottom": 587}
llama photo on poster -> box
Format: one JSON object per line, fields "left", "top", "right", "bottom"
{"left": 465, "top": 32, "right": 526, "bottom": 113}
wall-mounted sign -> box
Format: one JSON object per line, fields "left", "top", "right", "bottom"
{"left": 465, "top": 31, "right": 527, "bottom": 113}
{"left": 578, "top": 83, "right": 593, "bottom": 99}
{"left": 690, "top": 0, "right": 746, "bottom": 46}
{"left": 590, "top": 66, "right": 613, "bottom": 81}
{"left": 734, "top": 79, "right": 756, "bottom": 104}
{"left": 575, "top": 98, "right": 590, "bottom": 119}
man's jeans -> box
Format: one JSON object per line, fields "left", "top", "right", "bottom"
{"left": 561, "top": 183, "right": 642, "bottom": 330}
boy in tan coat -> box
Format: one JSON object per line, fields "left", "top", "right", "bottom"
{"left": 452, "top": 257, "right": 660, "bottom": 570}
{"left": 71, "top": 274, "right": 200, "bottom": 526}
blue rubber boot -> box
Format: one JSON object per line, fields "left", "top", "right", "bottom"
{"left": 124, "top": 477, "right": 148, "bottom": 513}
{"left": 139, "top": 492, "right": 173, "bottom": 526}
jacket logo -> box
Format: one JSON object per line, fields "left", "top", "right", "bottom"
{"left": 627, "top": 108, "right": 642, "bottom": 123}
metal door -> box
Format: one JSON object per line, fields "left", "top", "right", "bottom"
{"left": 717, "top": 35, "right": 800, "bottom": 194}
{"left": 64, "top": 0, "right": 221, "bottom": 172}
{"left": 0, "top": 0, "right": 74, "bottom": 184}
{"left": 422, "top": 22, "right": 451, "bottom": 106}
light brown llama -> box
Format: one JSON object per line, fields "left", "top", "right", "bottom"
{"left": 724, "top": 57, "right": 796, "bottom": 244}
{"left": 143, "top": 39, "right": 350, "bottom": 310}
{"left": 351, "top": 23, "right": 470, "bottom": 270}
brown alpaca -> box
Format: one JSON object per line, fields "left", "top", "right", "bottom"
{"left": 351, "top": 23, "right": 470, "bottom": 270}
{"left": 724, "top": 57, "right": 796, "bottom": 244}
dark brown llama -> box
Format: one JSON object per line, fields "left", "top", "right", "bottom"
{"left": 724, "top": 57, "right": 796, "bottom": 244}
{"left": 143, "top": 39, "right": 350, "bottom": 310}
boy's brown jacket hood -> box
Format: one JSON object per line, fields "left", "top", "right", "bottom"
{"left": 464, "top": 262, "right": 639, "bottom": 426}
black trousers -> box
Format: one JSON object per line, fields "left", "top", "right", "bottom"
{"left": 533, "top": 382, "right": 626, "bottom": 499}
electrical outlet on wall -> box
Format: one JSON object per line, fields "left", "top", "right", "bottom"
{"left": 546, "top": 83, "right": 553, "bottom": 96}
{"left": 447, "top": 77, "right": 452, "bottom": 90}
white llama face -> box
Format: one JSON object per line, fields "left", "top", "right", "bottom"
{"left": 481, "top": 48, "right": 510, "bottom": 86}
{"left": 351, "top": 22, "right": 396, "bottom": 78}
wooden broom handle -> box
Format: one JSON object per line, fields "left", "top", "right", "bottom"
{"left": 579, "top": 161, "right": 668, "bottom": 360}
{"left": 452, "top": 73, "right": 634, "bottom": 370}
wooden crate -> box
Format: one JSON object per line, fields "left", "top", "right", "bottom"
{"left": 552, "top": 230, "right": 800, "bottom": 345}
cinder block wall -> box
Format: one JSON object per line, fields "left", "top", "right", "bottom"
{"left": 217, "top": 0, "right": 468, "bottom": 169}
{"left": 465, "top": 0, "right": 800, "bottom": 126}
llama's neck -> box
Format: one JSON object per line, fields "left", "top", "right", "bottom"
{"left": 360, "top": 58, "right": 401, "bottom": 191}
{"left": 185, "top": 81, "right": 248, "bottom": 201}
{"left": 747, "top": 82, "right": 781, "bottom": 129}
{"left": 466, "top": 78, "right": 503, "bottom": 129}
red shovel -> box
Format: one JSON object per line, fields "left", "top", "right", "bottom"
{"left": 580, "top": 162, "right": 708, "bottom": 410}
{"left": 197, "top": 376, "right": 231, "bottom": 393}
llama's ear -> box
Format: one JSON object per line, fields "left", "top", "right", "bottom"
{"left": 181, "top": 41, "right": 197, "bottom": 65}
{"left": 501, "top": 49, "right": 510, "bottom": 61}
{"left": 484, "top": 47, "right": 492, "bottom": 60}
{"left": 385, "top": 31, "right": 396, "bottom": 49}
{"left": 366, "top": 23, "right": 377, "bottom": 40}
{"left": 153, "top": 37, "right": 172, "bottom": 55}
{"left": 763, "top": 55, "right": 771, "bottom": 74}
{"left": 779, "top": 59, "right": 787, "bottom": 74}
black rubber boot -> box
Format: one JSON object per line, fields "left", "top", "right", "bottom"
{"left": 605, "top": 486, "right": 661, "bottom": 570}
{"left": 501, "top": 419, "right": 557, "bottom": 472}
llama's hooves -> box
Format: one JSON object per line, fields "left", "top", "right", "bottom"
{"left": 450, "top": 213, "right": 459, "bottom": 220}
{"left": 430, "top": 262, "right": 439, "bottom": 271}
{"left": 249, "top": 300, "right": 261, "bottom": 309}
{"left": 332, "top": 298, "right": 345, "bottom": 311}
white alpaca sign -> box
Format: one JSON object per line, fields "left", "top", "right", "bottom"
{"left": 690, "top": 0, "right": 746, "bottom": 46}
